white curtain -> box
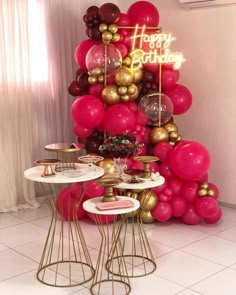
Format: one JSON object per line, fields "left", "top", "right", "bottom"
{"left": 0, "top": 0, "right": 108, "bottom": 212}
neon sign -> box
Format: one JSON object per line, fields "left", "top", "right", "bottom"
{"left": 129, "top": 25, "right": 185, "bottom": 70}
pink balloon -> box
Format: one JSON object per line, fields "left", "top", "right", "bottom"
{"left": 74, "top": 39, "right": 97, "bottom": 71}
{"left": 86, "top": 180, "right": 105, "bottom": 198}
{"left": 89, "top": 83, "right": 104, "bottom": 97}
{"left": 181, "top": 181, "right": 199, "bottom": 203}
{"left": 164, "top": 84, "right": 192, "bottom": 115}
{"left": 204, "top": 206, "right": 222, "bottom": 224}
{"left": 117, "top": 13, "right": 131, "bottom": 26}
{"left": 124, "top": 101, "right": 138, "bottom": 113}
{"left": 152, "top": 181, "right": 168, "bottom": 194}
{"left": 159, "top": 188, "right": 173, "bottom": 202}
{"left": 70, "top": 183, "right": 82, "bottom": 197}
{"left": 115, "top": 42, "right": 128, "bottom": 58}
{"left": 168, "top": 177, "right": 183, "bottom": 195}
{"left": 153, "top": 142, "right": 173, "bottom": 162}
{"left": 87, "top": 212, "right": 115, "bottom": 224}
{"left": 136, "top": 145, "right": 147, "bottom": 156}
{"left": 130, "top": 161, "right": 143, "bottom": 170}
{"left": 152, "top": 202, "right": 172, "bottom": 222}
{"left": 169, "top": 141, "right": 211, "bottom": 181}
{"left": 208, "top": 182, "right": 219, "bottom": 199}
{"left": 104, "top": 104, "right": 137, "bottom": 135}
{"left": 195, "top": 197, "right": 219, "bottom": 219}
{"left": 195, "top": 173, "right": 209, "bottom": 184}
{"left": 71, "top": 95, "right": 105, "bottom": 129}
{"left": 56, "top": 188, "right": 86, "bottom": 220}
{"left": 182, "top": 205, "right": 201, "bottom": 225}
{"left": 73, "top": 122, "right": 93, "bottom": 138}
{"left": 149, "top": 161, "right": 159, "bottom": 173}
{"left": 159, "top": 162, "right": 175, "bottom": 179}
{"left": 171, "top": 196, "right": 187, "bottom": 217}
{"left": 127, "top": 1, "right": 160, "bottom": 26}
{"left": 159, "top": 69, "right": 180, "bottom": 90}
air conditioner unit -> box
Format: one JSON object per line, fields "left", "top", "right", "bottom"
{"left": 180, "top": 0, "right": 236, "bottom": 9}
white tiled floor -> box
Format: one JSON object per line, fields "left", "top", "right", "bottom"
{"left": 0, "top": 203, "right": 236, "bottom": 294}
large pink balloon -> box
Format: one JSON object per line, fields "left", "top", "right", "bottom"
{"left": 104, "top": 104, "right": 136, "bottom": 135}
{"left": 195, "top": 197, "right": 218, "bottom": 219}
{"left": 152, "top": 201, "right": 172, "bottom": 222}
{"left": 71, "top": 95, "right": 105, "bottom": 129}
{"left": 182, "top": 205, "right": 201, "bottom": 225}
{"left": 74, "top": 39, "right": 97, "bottom": 71}
{"left": 169, "top": 141, "right": 211, "bottom": 180}
{"left": 56, "top": 188, "right": 86, "bottom": 220}
{"left": 164, "top": 84, "right": 192, "bottom": 115}
{"left": 127, "top": 1, "right": 160, "bottom": 26}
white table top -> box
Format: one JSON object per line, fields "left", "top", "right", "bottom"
{"left": 115, "top": 175, "right": 165, "bottom": 190}
{"left": 83, "top": 196, "right": 140, "bottom": 215}
{"left": 24, "top": 164, "right": 104, "bottom": 184}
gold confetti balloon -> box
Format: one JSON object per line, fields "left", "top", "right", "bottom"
{"left": 115, "top": 66, "right": 134, "bottom": 86}
{"left": 138, "top": 190, "right": 158, "bottom": 211}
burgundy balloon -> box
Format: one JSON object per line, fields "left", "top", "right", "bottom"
{"left": 67, "top": 80, "right": 81, "bottom": 97}
{"left": 77, "top": 72, "right": 90, "bottom": 94}
{"left": 99, "top": 3, "right": 121, "bottom": 24}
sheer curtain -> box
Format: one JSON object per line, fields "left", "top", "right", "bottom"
{"left": 0, "top": 0, "right": 107, "bottom": 212}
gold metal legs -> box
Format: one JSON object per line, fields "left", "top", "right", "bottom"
{"left": 37, "top": 182, "right": 94, "bottom": 287}
{"left": 90, "top": 214, "right": 131, "bottom": 295}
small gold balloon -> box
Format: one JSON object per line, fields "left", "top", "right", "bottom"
{"left": 99, "top": 23, "right": 108, "bottom": 32}
{"left": 97, "top": 75, "right": 104, "bottom": 83}
{"left": 200, "top": 182, "right": 209, "bottom": 189}
{"left": 129, "top": 87, "right": 140, "bottom": 101}
{"left": 163, "top": 122, "right": 178, "bottom": 133}
{"left": 101, "top": 85, "right": 120, "bottom": 105}
{"left": 122, "top": 56, "right": 132, "bottom": 67}
{"left": 207, "top": 188, "right": 215, "bottom": 197}
{"left": 102, "top": 31, "right": 113, "bottom": 42}
{"left": 88, "top": 76, "right": 97, "bottom": 84}
{"left": 139, "top": 190, "right": 158, "bottom": 211}
{"left": 108, "top": 24, "right": 118, "bottom": 34}
{"left": 150, "top": 127, "right": 169, "bottom": 144}
{"left": 133, "top": 68, "right": 143, "bottom": 83}
{"left": 111, "top": 33, "right": 120, "bottom": 43}
{"left": 127, "top": 83, "right": 137, "bottom": 95}
{"left": 96, "top": 159, "right": 115, "bottom": 175}
{"left": 140, "top": 211, "right": 155, "bottom": 224}
{"left": 198, "top": 188, "right": 208, "bottom": 197}
{"left": 90, "top": 67, "right": 103, "bottom": 76}
{"left": 115, "top": 66, "right": 134, "bottom": 86}
{"left": 117, "top": 86, "right": 128, "bottom": 95}
{"left": 169, "top": 131, "right": 179, "bottom": 141}
{"left": 120, "top": 95, "right": 130, "bottom": 102}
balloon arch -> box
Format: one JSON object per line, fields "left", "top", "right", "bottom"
{"left": 62, "top": 1, "right": 221, "bottom": 225}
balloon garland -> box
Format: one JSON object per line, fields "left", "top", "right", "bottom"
{"left": 64, "top": 1, "right": 222, "bottom": 225}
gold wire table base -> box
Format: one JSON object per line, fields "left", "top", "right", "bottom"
{"left": 37, "top": 182, "right": 95, "bottom": 287}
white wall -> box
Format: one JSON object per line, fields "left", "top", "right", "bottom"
{"left": 118, "top": 0, "right": 236, "bottom": 205}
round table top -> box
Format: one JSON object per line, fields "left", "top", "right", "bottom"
{"left": 83, "top": 196, "right": 140, "bottom": 215}
{"left": 115, "top": 175, "right": 165, "bottom": 190}
{"left": 45, "top": 143, "right": 84, "bottom": 153}
{"left": 24, "top": 164, "right": 104, "bottom": 184}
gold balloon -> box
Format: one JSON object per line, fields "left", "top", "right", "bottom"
{"left": 88, "top": 76, "right": 97, "bottom": 85}
{"left": 129, "top": 87, "right": 140, "bottom": 101}
{"left": 112, "top": 33, "right": 120, "bottom": 43}
{"left": 120, "top": 95, "right": 130, "bottom": 102}
{"left": 102, "top": 85, "right": 120, "bottom": 105}
{"left": 122, "top": 56, "right": 132, "bottom": 67}
{"left": 115, "top": 66, "right": 134, "bottom": 86}
{"left": 150, "top": 127, "right": 169, "bottom": 144}
{"left": 97, "top": 75, "right": 104, "bottom": 83}
{"left": 198, "top": 188, "right": 208, "bottom": 197}
{"left": 127, "top": 83, "right": 137, "bottom": 95}
{"left": 163, "top": 122, "right": 178, "bottom": 133}
{"left": 138, "top": 190, "right": 158, "bottom": 211}
{"left": 176, "top": 135, "right": 182, "bottom": 142}
{"left": 200, "top": 182, "right": 209, "bottom": 189}
{"left": 133, "top": 68, "right": 143, "bottom": 83}
{"left": 99, "top": 23, "right": 108, "bottom": 33}
{"left": 207, "top": 188, "right": 215, "bottom": 197}
{"left": 117, "top": 86, "right": 128, "bottom": 95}
{"left": 90, "top": 67, "right": 103, "bottom": 76}
{"left": 102, "top": 31, "right": 113, "bottom": 42}
{"left": 169, "top": 131, "right": 179, "bottom": 141}
{"left": 96, "top": 159, "right": 115, "bottom": 175}
{"left": 140, "top": 211, "right": 155, "bottom": 224}
{"left": 108, "top": 24, "right": 118, "bottom": 34}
